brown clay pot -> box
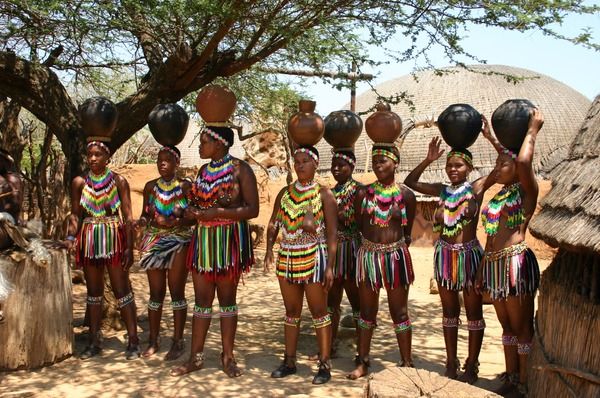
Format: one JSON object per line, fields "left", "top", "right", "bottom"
{"left": 78, "top": 97, "right": 118, "bottom": 140}
{"left": 364, "top": 103, "right": 402, "bottom": 143}
{"left": 148, "top": 103, "right": 189, "bottom": 146}
{"left": 324, "top": 110, "right": 363, "bottom": 149}
{"left": 195, "top": 85, "right": 237, "bottom": 123}
{"left": 287, "top": 100, "right": 325, "bottom": 146}
{"left": 437, "top": 104, "right": 482, "bottom": 149}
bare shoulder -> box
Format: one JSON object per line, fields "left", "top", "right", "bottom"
{"left": 233, "top": 157, "right": 255, "bottom": 175}
{"left": 400, "top": 184, "right": 416, "bottom": 200}
{"left": 72, "top": 175, "right": 86, "bottom": 188}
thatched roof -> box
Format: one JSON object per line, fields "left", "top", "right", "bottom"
{"left": 530, "top": 96, "right": 600, "bottom": 253}
{"left": 316, "top": 65, "right": 591, "bottom": 184}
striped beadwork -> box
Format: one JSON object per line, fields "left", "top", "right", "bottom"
{"left": 80, "top": 168, "right": 121, "bottom": 217}
{"left": 150, "top": 178, "right": 187, "bottom": 217}
{"left": 276, "top": 181, "right": 324, "bottom": 241}
{"left": 433, "top": 182, "right": 474, "bottom": 237}
{"left": 356, "top": 238, "right": 414, "bottom": 290}
{"left": 190, "top": 154, "right": 234, "bottom": 209}
{"left": 433, "top": 239, "right": 483, "bottom": 291}
{"left": 481, "top": 183, "right": 525, "bottom": 236}
{"left": 361, "top": 181, "right": 407, "bottom": 227}
{"left": 76, "top": 216, "right": 124, "bottom": 267}
{"left": 333, "top": 178, "right": 359, "bottom": 233}
{"left": 482, "top": 242, "right": 540, "bottom": 299}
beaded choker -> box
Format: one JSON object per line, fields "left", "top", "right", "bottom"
{"left": 333, "top": 178, "right": 358, "bottom": 232}
{"left": 433, "top": 182, "right": 474, "bottom": 237}
{"left": 191, "top": 154, "right": 234, "bottom": 209}
{"left": 481, "top": 183, "right": 524, "bottom": 236}
{"left": 362, "top": 181, "right": 406, "bottom": 227}
{"left": 150, "top": 178, "right": 187, "bottom": 217}
{"left": 80, "top": 168, "right": 121, "bottom": 217}
{"left": 276, "top": 181, "right": 323, "bottom": 240}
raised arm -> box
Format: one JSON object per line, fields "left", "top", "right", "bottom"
{"left": 404, "top": 137, "right": 445, "bottom": 196}
{"left": 320, "top": 186, "right": 338, "bottom": 291}
{"left": 264, "top": 187, "right": 286, "bottom": 271}
{"left": 516, "top": 108, "right": 543, "bottom": 215}
{"left": 481, "top": 115, "right": 504, "bottom": 154}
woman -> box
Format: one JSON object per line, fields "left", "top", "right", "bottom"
{"left": 64, "top": 139, "right": 139, "bottom": 360}
{"left": 477, "top": 109, "right": 544, "bottom": 397}
{"left": 347, "top": 144, "right": 416, "bottom": 380}
{"left": 170, "top": 126, "right": 258, "bottom": 378}
{"left": 265, "top": 145, "right": 337, "bottom": 385}
{"left": 136, "top": 145, "right": 193, "bottom": 360}
{"left": 404, "top": 133, "right": 491, "bottom": 383}
{"left": 328, "top": 149, "right": 361, "bottom": 358}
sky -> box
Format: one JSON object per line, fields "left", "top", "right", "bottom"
{"left": 288, "top": 12, "right": 600, "bottom": 116}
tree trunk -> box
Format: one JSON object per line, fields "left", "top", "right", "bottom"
{"left": 0, "top": 248, "right": 72, "bottom": 370}
{"left": 0, "top": 97, "right": 26, "bottom": 168}
{"left": 366, "top": 367, "right": 500, "bottom": 397}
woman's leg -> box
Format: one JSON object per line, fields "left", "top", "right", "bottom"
{"left": 326, "top": 278, "right": 344, "bottom": 355}
{"left": 347, "top": 282, "right": 379, "bottom": 380}
{"left": 438, "top": 285, "right": 460, "bottom": 378}
{"left": 492, "top": 298, "right": 519, "bottom": 394}
{"left": 271, "top": 280, "right": 304, "bottom": 377}
{"left": 165, "top": 246, "right": 189, "bottom": 360}
{"left": 216, "top": 273, "right": 242, "bottom": 377}
{"left": 106, "top": 264, "right": 139, "bottom": 357}
{"left": 306, "top": 282, "right": 333, "bottom": 384}
{"left": 505, "top": 295, "right": 536, "bottom": 387}
{"left": 170, "top": 271, "right": 215, "bottom": 376}
{"left": 388, "top": 284, "right": 413, "bottom": 367}
{"left": 459, "top": 288, "right": 484, "bottom": 384}
{"left": 81, "top": 264, "right": 105, "bottom": 357}
{"left": 142, "top": 269, "right": 167, "bottom": 357}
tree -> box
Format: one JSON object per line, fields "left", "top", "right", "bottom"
{"left": 1, "top": 0, "right": 597, "bottom": 178}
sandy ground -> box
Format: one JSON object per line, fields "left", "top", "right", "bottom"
{"left": 0, "top": 166, "right": 555, "bottom": 397}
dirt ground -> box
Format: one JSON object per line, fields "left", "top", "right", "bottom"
{"left": 0, "top": 165, "right": 555, "bottom": 397}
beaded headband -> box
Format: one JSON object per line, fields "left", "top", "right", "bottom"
{"left": 501, "top": 147, "right": 517, "bottom": 160}
{"left": 447, "top": 151, "right": 473, "bottom": 167}
{"left": 86, "top": 141, "right": 111, "bottom": 155}
{"left": 294, "top": 148, "right": 319, "bottom": 164}
{"left": 332, "top": 152, "right": 356, "bottom": 168}
{"left": 203, "top": 127, "right": 229, "bottom": 147}
{"left": 159, "top": 146, "right": 180, "bottom": 163}
{"left": 372, "top": 148, "right": 399, "bottom": 163}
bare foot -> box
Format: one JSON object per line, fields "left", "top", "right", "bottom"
{"left": 221, "top": 353, "right": 242, "bottom": 378}
{"left": 346, "top": 363, "right": 368, "bottom": 380}
{"left": 170, "top": 352, "right": 204, "bottom": 377}
{"left": 142, "top": 342, "right": 159, "bottom": 358}
{"left": 164, "top": 340, "right": 185, "bottom": 361}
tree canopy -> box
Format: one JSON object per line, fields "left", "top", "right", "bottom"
{"left": 1, "top": 0, "right": 598, "bottom": 175}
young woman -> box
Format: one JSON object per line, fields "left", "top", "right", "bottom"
{"left": 347, "top": 144, "right": 416, "bottom": 380}
{"left": 137, "top": 145, "right": 193, "bottom": 360}
{"left": 404, "top": 133, "right": 491, "bottom": 383}
{"left": 171, "top": 126, "right": 258, "bottom": 378}
{"left": 265, "top": 145, "right": 337, "bottom": 385}
{"left": 65, "top": 139, "right": 139, "bottom": 360}
{"left": 328, "top": 149, "right": 361, "bottom": 358}
{"left": 477, "top": 109, "right": 544, "bottom": 397}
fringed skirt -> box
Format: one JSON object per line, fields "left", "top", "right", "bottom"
{"left": 187, "top": 220, "right": 254, "bottom": 279}
{"left": 356, "top": 237, "right": 414, "bottom": 291}
{"left": 482, "top": 242, "right": 539, "bottom": 300}
{"left": 76, "top": 216, "right": 124, "bottom": 268}
{"left": 139, "top": 226, "right": 192, "bottom": 270}
{"left": 333, "top": 232, "right": 360, "bottom": 281}
{"left": 276, "top": 234, "right": 327, "bottom": 284}
{"left": 434, "top": 239, "right": 483, "bottom": 291}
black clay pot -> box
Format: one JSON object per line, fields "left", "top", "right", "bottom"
{"left": 437, "top": 104, "right": 482, "bottom": 149}
{"left": 491, "top": 99, "right": 535, "bottom": 151}
{"left": 148, "top": 103, "right": 189, "bottom": 146}
{"left": 79, "top": 97, "right": 118, "bottom": 139}
{"left": 323, "top": 110, "right": 363, "bottom": 149}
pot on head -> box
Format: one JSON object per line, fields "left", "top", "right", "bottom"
{"left": 148, "top": 103, "right": 189, "bottom": 146}
{"left": 437, "top": 104, "right": 482, "bottom": 149}
{"left": 287, "top": 100, "right": 325, "bottom": 146}
{"left": 195, "top": 85, "right": 237, "bottom": 123}
{"left": 79, "top": 97, "right": 118, "bottom": 140}
{"left": 364, "top": 103, "right": 402, "bottom": 143}
{"left": 491, "top": 99, "right": 535, "bottom": 151}
{"left": 324, "top": 110, "right": 363, "bottom": 150}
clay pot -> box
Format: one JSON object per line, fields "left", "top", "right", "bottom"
{"left": 148, "top": 103, "right": 189, "bottom": 146}
{"left": 437, "top": 104, "right": 482, "bottom": 149}
{"left": 287, "top": 100, "right": 325, "bottom": 146}
{"left": 491, "top": 99, "right": 535, "bottom": 151}
{"left": 324, "top": 110, "right": 363, "bottom": 149}
{"left": 78, "top": 97, "right": 118, "bottom": 139}
{"left": 364, "top": 103, "right": 402, "bottom": 143}
{"left": 195, "top": 85, "right": 237, "bottom": 123}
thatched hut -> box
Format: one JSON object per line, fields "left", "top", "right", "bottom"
{"left": 316, "top": 65, "right": 591, "bottom": 243}
{"left": 528, "top": 96, "right": 600, "bottom": 397}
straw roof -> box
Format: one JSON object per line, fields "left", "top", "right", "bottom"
{"left": 529, "top": 96, "right": 600, "bottom": 253}
{"left": 316, "top": 65, "right": 591, "bottom": 184}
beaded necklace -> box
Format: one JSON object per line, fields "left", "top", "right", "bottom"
{"left": 150, "top": 178, "right": 187, "bottom": 217}
{"left": 276, "top": 181, "right": 323, "bottom": 240}
{"left": 191, "top": 154, "right": 234, "bottom": 209}
{"left": 481, "top": 183, "right": 524, "bottom": 236}
{"left": 333, "top": 178, "right": 358, "bottom": 232}
{"left": 362, "top": 181, "right": 406, "bottom": 227}
{"left": 433, "top": 181, "right": 474, "bottom": 237}
{"left": 80, "top": 168, "right": 121, "bottom": 217}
